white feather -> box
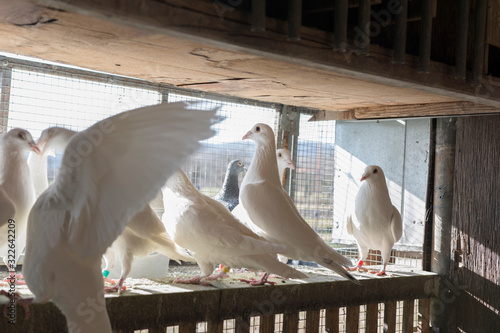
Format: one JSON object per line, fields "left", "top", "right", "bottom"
{"left": 346, "top": 165, "right": 403, "bottom": 270}
{"left": 23, "top": 102, "right": 217, "bottom": 333}
{"left": 161, "top": 169, "right": 307, "bottom": 280}
{"left": 239, "top": 124, "right": 358, "bottom": 283}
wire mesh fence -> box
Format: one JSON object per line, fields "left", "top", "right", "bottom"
{"left": 0, "top": 54, "right": 424, "bottom": 276}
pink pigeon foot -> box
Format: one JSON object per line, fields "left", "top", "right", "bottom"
{"left": 239, "top": 272, "right": 276, "bottom": 286}
{"left": 104, "top": 278, "right": 126, "bottom": 293}
{"left": 349, "top": 260, "right": 369, "bottom": 272}
{"left": 1, "top": 290, "right": 32, "bottom": 320}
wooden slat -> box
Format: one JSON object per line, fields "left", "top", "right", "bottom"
{"left": 419, "top": 298, "right": 431, "bottom": 333}
{"left": 384, "top": 301, "right": 397, "bottom": 333}
{"left": 325, "top": 307, "right": 339, "bottom": 333}
{"left": 305, "top": 309, "right": 320, "bottom": 333}
{"left": 402, "top": 299, "right": 415, "bottom": 333}
{"left": 235, "top": 316, "right": 250, "bottom": 333}
{"left": 148, "top": 328, "right": 166, "bottom": 333}
{"left": 309, "top": 101, "right": 500, "bottom": 121}
{"left": 346, "top": 306, "right": 359, "bottom": 333}
{"left": 179, "top": 322, "right": 197, "bottom": 333}
{"left": 283, "top": 311, "right": 299, "bottom": 332}
{"left": 207, "top": 320, "right": 223, "bottom": 333}
{"left": 260, "top": 314, "right": 274, "bottom": 333}
{"left": 365, "top": 303, "right": 378, "bottom": 333}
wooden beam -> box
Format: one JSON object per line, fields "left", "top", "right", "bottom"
{"left": 309, "top": 101, "right": 500, "bottom": 121}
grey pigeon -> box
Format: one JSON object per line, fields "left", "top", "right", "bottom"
{"left": 213, "top": 159, "right": 245, "bottom": 211}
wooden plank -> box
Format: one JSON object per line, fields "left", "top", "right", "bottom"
{"left": 325, "top": 307, "right": 339, "bottom": 333}
{"left": 148, "top": 328, "right": 166, "bottom": 333}
{"left": 305, "top": 309, "right": 320, "bottom": 333}
{"left": 0, "top": 272, "right": 439, "bottom": 332}
{"left": 1, "top": 2, "right": 499, "bottom": 119}
{"left": 283, "top": 311, "right": 299, "bottom": 332}
{"left": 383, "top": 301, "right": 397, "bottom": 333}
{"left": 402, "top": 299, "right": 414, "bottom": 333}
{"left": 309, "top": 101, "right": 500, "bottom": 121}
{"left": 260, "top": 314, "right": 274, "bottom": 333}
{"left": 365, "top": 303, "right": 378, "bottom": 333}
{"left": 235, "top": 316, "right": 250, "bottom": 333}
{"left": 207, "top": 320, "right": 223, "bottom": 333}
{"left": 179, "top": 322, "right": 197, "bottom": 333}
{"left": 346, "top": 306, "right": 359, "bottom": 333}
{"left": 419, "top": 298, "right": 431, "bottom": 333}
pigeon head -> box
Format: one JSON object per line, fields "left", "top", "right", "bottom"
{"left": 242, "top": 123, "right": 274, "bottom": 144}
{"left": 2, "top": 128, "right": 40, "bottom": 154}
{"left": 228, "top": 159, "right": 246, "bottom": 173}
{"left": 38, "top": 126, "right": 77, "bottom": 156}
{"left": 276, "top": 148, "right": 295, "bottom": 172}
{"left": 360, "top": 165, "right": 385, "bottom": 182}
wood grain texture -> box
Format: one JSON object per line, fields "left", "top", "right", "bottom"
{"left": 450, "top": 115, "right": 500, "bottom": 332}
{"left": 1, "top": 4, "right": 497, "bottom": 119}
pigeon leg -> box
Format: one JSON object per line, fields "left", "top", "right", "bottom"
{"left": 239, "top": 272, "right": 277, "bottom": 286}
{"left": 104, "top": 277, "right": 126, "bottom": 293}
{"left": 349, "top": 259, "right": 369, "bottom": 272}
{"left": 0, "top": 290, "right": 32, "bottom": 319}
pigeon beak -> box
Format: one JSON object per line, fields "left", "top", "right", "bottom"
{"left": 37, "top": 139, "right": 48, "bottom": 156}
{"left": 289, "top": 161, "right": 296, "bottom": 170}
{"left": 30, "top": 143, "right": 41, "bottom": 155}
{"left": 360, "top": 175, "right": 367, "bottom": 181}
{"left": 242, "top": 131, "right": 252, "bottom": 140}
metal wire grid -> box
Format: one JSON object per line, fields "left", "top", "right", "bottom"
{"left": 291, "top": 113, "right": 336, "bottom": 242}
{"left": 167, "top": 92, "right": 278, "bottom": 199}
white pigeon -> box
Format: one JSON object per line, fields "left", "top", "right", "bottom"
{"left": 276, "top": 148, "right": 295, "bottom": 181}
{"left": 346, "top": 165, "right": 403, "bottom": 275}
{"left": 0, "top": 128, "right": 39, "bottom": 282}
{"left": 239, "top": 123, "right": 358, "bottom": 284}
{"left": 22, "top": 102, "right": 217, "bottom": 333}
{"left": 161, "top": 169, "right": 308, "bottom": 286}
{"left": 33, "top": 126, "right": 193, "bottom": 293}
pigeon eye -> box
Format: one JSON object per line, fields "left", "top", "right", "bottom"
{"left": 278, "top": 153, "right": 282, "bottom": 157}
{"left": 18, "top": 132, "right": 26, "bottom": 140}
{"left": 373, "top": 169, "right": 378, "bottom": 174}
{"left": 255, "top": 126, "right": 261, "bottom": 132}
{"left": 238, "top": 162, "right": 242, "bottom": 166}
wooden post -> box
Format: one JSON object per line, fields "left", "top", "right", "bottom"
{"left": 384, "top": 301, "right": 397, "bottom": 333}
{"left": 283, "top": 311, "right": 299, "bottom": 332}
{"left": 306, "top": 309, "right": 320, "bottom": 333}
{"left": 260, "top": 314, "right": 274, "bottom": 333}
{"left": 419, "top": 298, "right": 431, "bottom": 333}
{"left": 179, "top": 322, "right": 197, "bottom": 333}
{"left": 402, "top": 299, "right": 414, "bottom": 333}
{"left": 346, "top": 306, "right": 359, "bottom": 333}
{"left": 325, "top": 307, "right": 339, "bottom": 333}
{"left": 207, "top": 320, "right": 223, "bottom": 333}
{"left": 365, "top": 303, "right": 378, "bottom": 333}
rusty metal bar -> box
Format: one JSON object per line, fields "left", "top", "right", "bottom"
{"left": 251, "top": 0, "right": 266, "bottom": 32}
{"left": 430, "top": 117, "right": 457, "bottom": 331}
{"left": 473, "top": 0, "right": 488, "bottom": 84}
{"left": 455, "top": 0, "right": 470, "bottom": 79}
{"left": 423, "top": 118, "right": 436, "bottom": 272}
{"left": 334, "top": 0, "right": 349, "bottom": 52}
{"left": 356, "top": 0, "right": 371, "bottom": 55}
{"left": 288, "top": 0, "right": 302, "bottom": 41}
{"left": 418, "top": 0, "right": 433, "bottom": 72}
{"left": 393, "top": 0, "right": 408, "bottom": 63}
